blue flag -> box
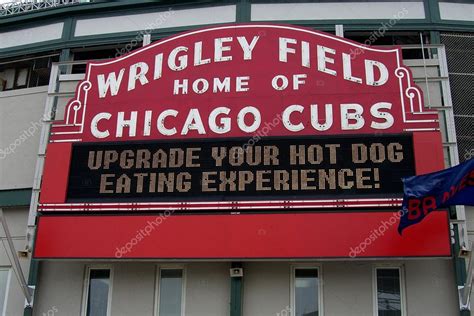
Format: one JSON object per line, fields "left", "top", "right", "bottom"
{"left": 398, "top": 159, "right": 474, "bottom": 234}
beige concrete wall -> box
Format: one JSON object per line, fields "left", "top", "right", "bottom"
{"left": 31, "top": 259, "right": 459, "bottom": 315}
{"left": 0, "top": 208, "right": 31, "bottom": 316}
{"left": 243, "top": 262, "right": 290, "bottom": 316}
{"left": 110, "top": 263, "right": 156, "bottom": 316}
{"left": 405, "top": 260, "right": 458, "bottom": 316}
{"left": 465, "top": 206, "right": 474, "bottom": 247}
{"left": 185, "top": 262, "right": 230, "bottom": 316}
{"left": 0, "top": 79, "right": 79, "bottom": 191}
{"left": 242, "top": 261, "right": 458, "bottom": 316}
{"left": 323, "top": 262, "right": 373, "bottom": 316}
{"left": 33, "top": 262, "right": 85, "bottom": 316}
{"left": 0, "top": 87, "right": 47, "bottom": 190}
{"left": 33, "top": 262, "right": 231, "bottom": 316}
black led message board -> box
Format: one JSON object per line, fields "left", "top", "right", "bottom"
{"left": 66, "top": 135, "right": 415, "bottom": 203}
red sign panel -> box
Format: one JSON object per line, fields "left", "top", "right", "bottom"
{"left": 50, "top": 24, "right": 438, "bottom": 144}
{"left": 34, "top": 211, "right": 451, "bottom": 259}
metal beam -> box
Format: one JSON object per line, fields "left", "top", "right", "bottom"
{"left": 230, "top": 262, "right": 243, "bottom": 316}
{"left": 0, "top": 189, "right": 32, "bottom": 207}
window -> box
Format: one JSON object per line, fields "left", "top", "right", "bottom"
{"left": 0, "top": 268, "right": 11, "bottom": 316}
{"left": 82, "top": 266, "right": 113, "bottom": 316}
{"left": 0, "top": 55, "right": 59, "bottom": 92}
{"left": 344, "top": 31, "right": 431, "bottom": 60}
{"left": 374, "top": 267, "right": 405, "bottom": 316}
{"left": 71, "top": 45, "right": 129, "bottom": 74}
{"left": 156, "top": 267, "right": 185, "bottom": 316}
{"left": 291, "top": 266, "right": 322, "bottom": 316}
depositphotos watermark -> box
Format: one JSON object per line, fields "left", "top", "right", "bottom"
{"left": 349, "top": 209, "right": 407, "bottom": 258}
{"left": 0, "top": 109, "right": 55, "bottom": 160}
{"left": 115, "top": 210, "right": 174, "bottom": 258}
{"left": 0, "top": 121, "right": 41, "bottom": 159}
{"left": 42, "top": 306, "right": 58, "bottom": 316}
{"left": 242, "top": 113, "right": 283, "bottom": 152}
{"left": 276, "top": 305, "right": 292, "bottom": 316}
{"left": 349, "top": 7, "right": 409, "bottom": 60}
{"left": 115, "top": 9, "right": 175, "bottom": 57}
{"left": 465, "top": 149, "right": 474, "bottom": 160}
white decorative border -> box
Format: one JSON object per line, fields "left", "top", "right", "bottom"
{"left": 39, "top": 198, "right": 403, "bottom": 212}
{"left": 395, "top": 66, "right": 439, "bottom": 130}
{"left": 50, "top": 80, "right": 91, "bottom": 142}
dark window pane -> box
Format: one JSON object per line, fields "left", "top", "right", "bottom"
{"left": 295, "top": 268, "right": 319, "bottom": 316}
{"left": 159, "top": 269, "right": 183, "bottom": 316}
{"left": 377, "top": 269, "right": 402, "bottom": 316}
{"left": 86, "top": 269, "right": 110, "bottom": 316}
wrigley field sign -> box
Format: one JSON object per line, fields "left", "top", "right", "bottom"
{"left": 34, "top": 24, "right": 452, "bottom": 260}
{"left": 39, "top": 24, "right": 439, "bottom": 212}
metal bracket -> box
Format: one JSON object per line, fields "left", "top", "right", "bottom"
{"left": 458, "top": 244, "right": 474, "bottom": 311}
{"left": 335, "top": 24, "right": 344, "bottom": 37}
{"left": 24, "top": 286, "right": 35, "bottom": 308}
{"left": 459, "top": 285, "right": 471, "bottom": 311}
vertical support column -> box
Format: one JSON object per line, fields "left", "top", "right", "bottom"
{"left": 425, "top": 0, "right": 442, "bottom": 24}
{"left": 430, "top": 31, "right": 440, "bottom": 44}
{"left": 236, "top": 0, "right": 251, "bottom": 23}
{"left": 335, "top": 25, "right": 344, "bottom": 37}
{"left": 230, "top": 262, "right": 243, "bottom": 316}
{"left": 24, "top": 48, "right": 73, "bottom": 316}
{"left": 61, "top": 17, "right": 75, "bottom": 43}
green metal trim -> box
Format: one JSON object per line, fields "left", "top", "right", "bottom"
{"left": 0, "top": 1, "right": 239, "bottom": 58}
{"left": 230, "top": 262, "right": 243, "bottom": 316}
{"left": 1, "top": 12, "right": 473, "bottom": 60}
{"left": 0, "top": 26, "right": 472, "bottom": 61}
{"left": 0, "top": 1, "right": 236, "bottom": 23}
{"left": 453, "top": 225, "right": 466, "bottom": 285}
{"left": 433, "top": 20, "right": 474, "bottom": 27}
{"left": 251, "top": 19, "right": 474, "bottom": 30}
{"left": 430, "top": 31, "right": 441, "bottom": 44}
{"left": 425, "top": 0, "right": 442, "bottom": 23}
{"left": 236, "top": 0, "right": 250, "bottom": 23}
{"left": 0, "top": 1, "right": 204, "bottom": 26}
{"left": 0, "top": 189, "right": 32, "bottom": 207}
{"left": 62, "top": 17, "right": 75, "bottom": 41}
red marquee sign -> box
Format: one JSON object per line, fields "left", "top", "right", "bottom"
{"left": 34, "top": 25, "right": 450, "bottom": 259}
{"left": 39, "top": 24, "right": 442, "bottom": 212}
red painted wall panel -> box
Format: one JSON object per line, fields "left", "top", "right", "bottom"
{"left": 39, "top": 142, "right": 71, "bottom": 204}
{"left": 34, "top": 211, "right": 450, "bottom": 259}
{"left": 413, "top": 131, "right": 445, "bottom": 174}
